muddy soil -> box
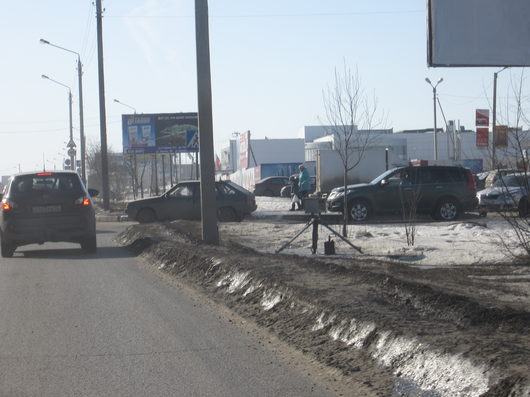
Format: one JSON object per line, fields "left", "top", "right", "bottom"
{"left": 116, "top": 220, "right": 530, "bottom": 397}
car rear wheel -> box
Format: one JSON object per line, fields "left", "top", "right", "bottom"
{"left": 433, "top": 198, "right": 459, "bottom": 221}
{"left": 0, "top": 237, "right": 16, "bottom": 258}
{"left": 137, "top": 208, "right": 157, "bottom": 223}
{"left": 81, "top": 234, "right": 97, "bottom": 253}
{"left": 218, "top": 207, "right": 240, "bottom": 222}
{"left": 348, "top": 200, "right": 371, "bottom": 222}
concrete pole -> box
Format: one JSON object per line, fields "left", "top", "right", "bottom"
{"left": 195, "top": 0, "right": 219, "bottom": 244}
{"left": 492, "top": 72, "right": 498, "bottom": 169}
{"left": 433, "top": 85, "right": 438, "bottom": 161}
{"left": 95, "top": 0, "right": 110, "bottom": 209}
{"left": 68, "top": 90, "right": 75, "bottom": 170}
{"left": 77, "top": 57, "right": 86, "bottom": 185}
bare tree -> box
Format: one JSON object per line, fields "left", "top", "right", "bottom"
{"left": 322, "top": 63, "right": 385, "bottom": 236}
{"left": 85, "top": 143, "right": 131, "bottom": 203}
{"left": 493, "top": 71, "right": 530, "bottom": 260}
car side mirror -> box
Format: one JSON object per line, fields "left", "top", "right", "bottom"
{"left": 380, "top": 179, "right": 389, "bottom": 186}
{"left": 88, "top": 188, "right": 99, "bottom": 197}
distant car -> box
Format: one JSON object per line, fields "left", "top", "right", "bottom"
{"left": 253, "top": 176, "right": 290, "bottom": 196}
{"left": 326, "top": 165, "right": 478, "bottom": 222}
{"left": 477, "top": 173, "right": 530, "bottom": 217}
{"left": 0, "top": 171, "right": 99, "bottom": 257}
{"left": 280, "top": 176, "right": 317, "bottom": 197}
{"left": 126, "top": 180, "right": 257, "bottom": 223}
{"left": 484, "top": 169, "right": 522, "bottom": 189}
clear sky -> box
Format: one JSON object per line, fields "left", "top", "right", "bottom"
{"left": 1, "top": 0, "right": 527, "bottom": 175}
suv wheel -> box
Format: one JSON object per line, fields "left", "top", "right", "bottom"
{"left": 218, "top": 207, "right": 240, "bottom": 222}
{"left": 1, "top": 237, "right": 16, "bottom": 258}
{"left": 433, "top": 198, "right": 459, "bottom": 221}
{"left": 81, "top": 234, "right": 97, "bottom": 253}
{"left": 349, "top": 200, "right": 371, "bottom": 222}
{"left": 137, "top": 208, "right": 156, "bottom": 223}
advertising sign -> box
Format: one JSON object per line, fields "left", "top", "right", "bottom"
{"left": 476, "top": 128, "right": 489, "bottom": 147}
{"left": 428, "top": 0, "right": 530, "bottom": 67}
{"left": 239, "top": 131, "right": 250, "bottom": 170}
{"left": 475, "top": 109, "right": 490, "bottom": 126}
{"left": 122, "top": 112, "right": 198, "bottom": 154}
{"left": 495, "top": 125, "right": 509, "bottom": 148}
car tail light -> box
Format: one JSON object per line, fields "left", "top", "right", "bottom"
{"left": 465, "top": 170, "right": 476, "bottom": 190}
{"left": 1, "top": 199, "right": 17, "bottom": 211}
{"left": 75, "top": 196, "right": 91, "bottom": 206}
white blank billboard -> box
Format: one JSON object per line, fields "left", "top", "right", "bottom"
{"left": 428, "top": 0, "right": 530, "bottom": 67}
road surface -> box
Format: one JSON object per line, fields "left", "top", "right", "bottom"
{"left": 0, "top": 222, "right": 338, "bottom": 396}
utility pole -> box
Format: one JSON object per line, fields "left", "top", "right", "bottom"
{"left": 491, "top": 67, "right": 508, "bottom": 169}
{"left": 96, "top": 0, "right": 110, "bottom": 210}
{"left": 195, "top": 0, "right": 219, "bottom": 244}
{"left": 425, "top": 77, "right": 444, "bottom": 161}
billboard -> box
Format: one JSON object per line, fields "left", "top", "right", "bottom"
{"left": 122, "top": 112, "right": 198, "bottom": 154}
{"left": 428, "top": 0, "right": 530, "bottom": 67}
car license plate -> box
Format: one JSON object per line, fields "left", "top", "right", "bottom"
{"left": 32, "top": 205, "right": 62, "bottom": 214}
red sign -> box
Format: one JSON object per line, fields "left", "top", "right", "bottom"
{"left": 476, "top": 128, "right": 489, "bottom": 147}
{"left": 475, "top": 109, "right": 490, "bottom": 126}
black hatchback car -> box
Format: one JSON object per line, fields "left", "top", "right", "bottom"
{"left": 326, "top": 165, "right": 478, "bottom": 222}
{"left": 0, "top": 171, "right": 98, "bottom": 257}
{"left": 126, "top": 180, "right": 257, "bottom": 223}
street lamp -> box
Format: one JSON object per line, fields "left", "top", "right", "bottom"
{"left": 113, "top": 99, "right": 137, "bottom": 114}
{"left": 40, "top": 39, "right": 86, "bottom": 184}
{"left": 492, "top": 67, "right": 508, "bottom": 169}
{"left": 42, "top": 74, "right": 76, "bottom": 171}
{"left": 114, "top": 98, "right": 140, "bottom": 198}
{"left": 425, "top": 77, "right": 444, "bottom": 161}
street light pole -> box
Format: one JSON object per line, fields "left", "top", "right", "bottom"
{"left": 425, "top": 77, "right": 444, "bottom": 161}
{"left": 492, "top": 67, "right": 508, "bottom": 169}
{"left": 40, "top": 39, "right": 86, "bottom": 184}
{"left": 113, "top": 99, "right": 136, "bottom": 114}
{"left": 42, "top": 74, "right": 75, "bottom": 171}
{"left": 114, "top": 99, "right": 139, "bottom": 199}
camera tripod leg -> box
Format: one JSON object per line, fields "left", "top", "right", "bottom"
{"left": 275, "top": 219, "right": 314, "bottom": 254}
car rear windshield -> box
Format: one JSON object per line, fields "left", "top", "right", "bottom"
{"left": 10, "top": 174, "right": 83, "bottom": 197}
{"left": 493, "top": 175, "right": 530, "bottom": 188}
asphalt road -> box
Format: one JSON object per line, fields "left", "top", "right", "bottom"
{"left": 0, "top": 222, "right": 336, "bottom": 397}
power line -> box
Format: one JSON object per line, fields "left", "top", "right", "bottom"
{"left": 106, "top": 9, "right": 424, "bottom": 19}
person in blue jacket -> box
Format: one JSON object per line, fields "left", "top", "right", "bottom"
{"left": 298, "top": 164, "right": 310, "bottom": 209}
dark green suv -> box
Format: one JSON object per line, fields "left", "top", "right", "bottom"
{"left": 326, "top": 166, "right": 478, "bottom": 222}
{"left": 0, "top": 171, "right": 98, "bottom": 257}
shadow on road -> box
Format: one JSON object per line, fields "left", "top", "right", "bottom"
{"left": 18, "top": 245, "right": 136, "bottom": 260}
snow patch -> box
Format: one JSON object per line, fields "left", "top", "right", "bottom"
{"left": 261, "top": 290, "right": 282, "bottom": 311}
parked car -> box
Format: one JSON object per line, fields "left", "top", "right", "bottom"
{"left": 253, "top": 176, "right": 290, "bottom": 196}
{"left": 0, "top": 171, "right": 99, "bottom": 257}
{"left": 483, "top": 168, "right": 522, "bottom": 189}
{"left": 326, "top": 165, "right": 478, "bottom": 222}
{"left": 126, "top": 180, "right": 257, "bottom": 223}
{"left": 477, "top": 173, "right": 530, "bottom": 217}
{"left": 280, "top": 176, "right": 317, "bottom": 197}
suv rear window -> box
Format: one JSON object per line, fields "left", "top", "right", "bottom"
{"left": 10, "top": 174, "right": 83, "bottom": 197}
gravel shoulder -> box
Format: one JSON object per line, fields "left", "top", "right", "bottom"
{"left": 116, "top": 219, "right": 530, "bottom": 397}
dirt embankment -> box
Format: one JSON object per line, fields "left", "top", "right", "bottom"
{"left": 117, "top": 221, "right": 530, "bottom": 397}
